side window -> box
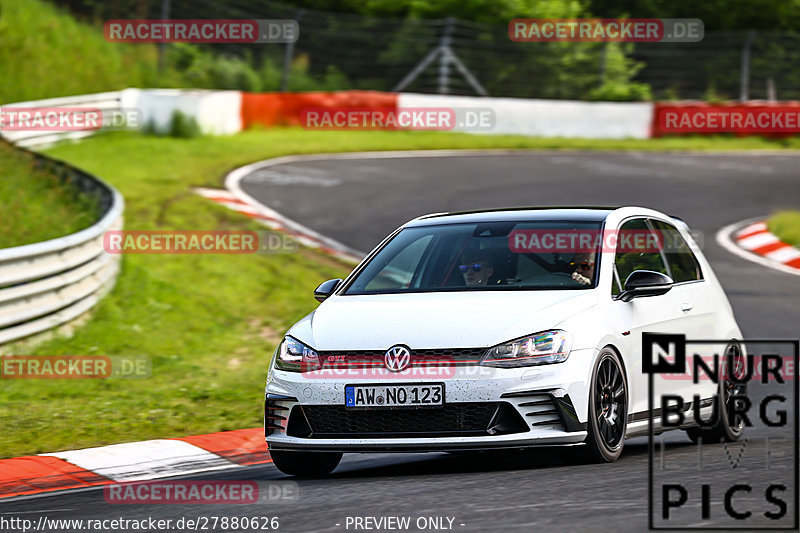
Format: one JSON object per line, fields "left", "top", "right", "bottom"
{"left": 364, "top": 234, "right": 433, "bottom": 291}
{"left": 613, "top": 218, "right": 669, "bottom": 294}
{"left": 650, "top": 220, "right": 703, "bottom": 282}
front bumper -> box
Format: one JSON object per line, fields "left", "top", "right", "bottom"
{"left": 265, "top": 348, "right": 594, "bottom": 452}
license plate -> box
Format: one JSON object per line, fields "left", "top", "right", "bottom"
{"left": 345, "top": 383, "right": 444, "bottom": 408}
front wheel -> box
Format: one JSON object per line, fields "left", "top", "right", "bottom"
{"left": 269, "top": 450, "right": 342, "bottom": 477}
{"left": 585, "top": 348, "right": 629, "bottom": 462}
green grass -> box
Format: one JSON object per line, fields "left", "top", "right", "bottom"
{"left": 767, "top": 210, "right": 800, "bottom": 248}
{"left": 0, "top": 0, "right": 350, "bottom": 104}
{"left": 0, "top": 0, "right": 163, "bottom": 104}
{"left": 3, "top": 128, "right": 800, "bottom": 458}
{"left": 0, "top": 141, "right": 99, "bottom": 248}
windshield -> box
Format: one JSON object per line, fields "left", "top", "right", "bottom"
{"left": 344, "top": 220, "right": 603, "bottom": 294}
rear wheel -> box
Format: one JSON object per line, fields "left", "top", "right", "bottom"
{"left": 585, "top": 348, "right": 628, "bottom": 462}
{"left": 269, "top": 450, "right": 342, "bottom": 477}
{"left": 685, "top": 342, "right": 746, "bottom": 444}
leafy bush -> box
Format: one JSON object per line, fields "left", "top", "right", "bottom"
{"left": 165, "top": 45, "right": 352, "bottom": 93}
{"left": 587, "top": 81, "right": 653, "bottom": 101}
{"left": 585, "top": 43, "right": 652, "bottom": 101}
{"left": 169, "top": 110, "right": 202, "bottom": 138}
{"left": 142, "top": 110, "right": 202, "bottom": 138}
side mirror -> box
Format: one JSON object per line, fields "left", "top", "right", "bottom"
{"left": 616, "top": 270, "right": 673, "bottom": 302}
{"left": 314, "top": 278, "right": 342, "bottom": 302}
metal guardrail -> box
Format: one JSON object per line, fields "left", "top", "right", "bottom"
{"left": 0, "top": 92, "right": 125, "bottom": 346}
{"left": 1, "top": 91, "right": 124, "bottom": 149}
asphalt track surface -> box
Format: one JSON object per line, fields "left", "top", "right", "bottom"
{"left": 3, "top": 151, "right": 799, "bottom": 532}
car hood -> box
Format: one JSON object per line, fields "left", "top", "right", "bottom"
{"left": 288, "top": 290, "right": 598, "bottom": 350}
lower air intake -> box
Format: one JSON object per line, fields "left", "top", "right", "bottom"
{"left": 287, "top": 402, "right": 528, "bottom": 439}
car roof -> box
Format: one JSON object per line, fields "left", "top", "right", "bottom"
{"left": 405, "top": 207, "right": 619, "bottom": 227}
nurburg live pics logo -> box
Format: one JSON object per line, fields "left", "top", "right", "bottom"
{"left": 643, "top": 333, "right": 799, "bottom": 530}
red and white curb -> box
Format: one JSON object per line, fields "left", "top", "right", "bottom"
{"left": 0, "top": 428, "right": 267, "bottom": 500}
{"left": 195, "top": 185, "right": 363, "bottom": 264}
{"left": 717, "top": 218, "right": 800, "bottom": 277}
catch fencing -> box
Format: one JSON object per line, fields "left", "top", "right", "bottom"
{"left": 55, "top": 0, "right": 800, "bottom": 101}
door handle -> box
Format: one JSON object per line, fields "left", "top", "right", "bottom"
{"left": 680, "top": 302, "right": 694, "bottom": 312}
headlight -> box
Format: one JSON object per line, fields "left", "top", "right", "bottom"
{"left": 274, "top": 336, "right": 321, "bottom": 372}
{"left": 480, "top": 330, "right": 571, "bottom": 368}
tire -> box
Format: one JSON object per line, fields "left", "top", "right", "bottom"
{"left": 685, "top": 342, "right": 746, "bottom": 444}
{"left": 585, "top": 348, "right": 629, "bottom": 462}
{"left": 269, "top": 450, "right": 342, "bottom": 477}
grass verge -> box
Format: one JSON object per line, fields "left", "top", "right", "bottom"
{"left": 767, "top": 210, "right": 800, "bottom": 247}
{"left": 0, "top": 0, "right": 161, "bottom": 104}
{"left": 2, "top": 128, "right": 800, "bottom": 458}
{"left": 0, "top": 0, "right": 355, "bottom": 105}
{"left": 0, "top": 141, "right": 99, "bottom": 248}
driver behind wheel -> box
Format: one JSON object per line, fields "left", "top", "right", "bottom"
{"left": 458, "top": 253, "right": 495, "bottom": 287}
{"left": 570, "top": 252, "right": 597, "bottom": 286}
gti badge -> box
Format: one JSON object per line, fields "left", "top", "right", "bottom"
{"left": 384, "top": 345, "right": 411, "bottom": 372}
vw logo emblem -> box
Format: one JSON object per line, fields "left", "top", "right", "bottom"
{"left": 384, "top": 345, "right": 411, "bottom": 372}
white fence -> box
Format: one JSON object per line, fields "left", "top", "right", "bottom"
{"left": 0, "top": 92, "right": 125, "bottom": 346}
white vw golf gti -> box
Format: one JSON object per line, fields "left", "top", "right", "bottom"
{"left": 265, "top": 207, "right": 745, "bottom": 476}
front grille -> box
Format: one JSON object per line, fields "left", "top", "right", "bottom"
{"left": 317, "top": 348, "right": 486, "bottom": 368}
{"left": 287, "top": 402, "right": 528, "bottom": 439}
